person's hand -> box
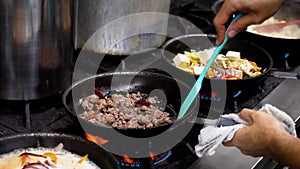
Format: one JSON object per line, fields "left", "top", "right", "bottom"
{"left": 213, "top": 0, "right": 284, "bottom": 45}
{"left": 223, "top": 108, "right": 290, "bottom": 158}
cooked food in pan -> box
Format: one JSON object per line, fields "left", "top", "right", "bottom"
{"left": 0, "top": 145, "right": 100, "bottom": 169}
{"left": 80, "top": 91, "right": 174, "bottom": 129}
{"left": 172, "top": 48, "right": 262, "bottom": 79}
{"left": 247, "top": 17, "right": 300, "bottom": 39}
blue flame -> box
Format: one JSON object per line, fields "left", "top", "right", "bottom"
{"left": 153, "top": 150, "right": 172, "bottom": 165}
{"left": 284, "top": 53, "right": 290, "bottom": 59}
{"left": 119, "top": 161, "right": 141, "bottom": 167}
{"left": 233, "top": 90, "right": 242, "bottom": 98}
{"left": 198, "top": 94, "right": 221, "bottom": 101}
{"left": 118, "top": 150, "right": 172, "bottom": 167}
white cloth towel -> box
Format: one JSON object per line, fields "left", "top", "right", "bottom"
{"left": 195, "top": 104, "right": 297, "bottom": 158}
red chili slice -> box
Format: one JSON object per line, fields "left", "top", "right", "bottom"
{"left": 223, "top": 74, "right": 239, "bottom": 79}
{"left": 135, "top": 100, "right": 150, "bottom": 107}
{"left": 93, "top": 87, "right": 105, "bottom": 99}
{"left": 84, "top": 112, "right": 99, "bottom": 120}
{"left": 19, "top": 152, "right": 47, "bottom": 158}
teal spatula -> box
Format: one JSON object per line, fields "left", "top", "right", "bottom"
{"left": 177, "top": 12, "right": 244, "bottom": 119}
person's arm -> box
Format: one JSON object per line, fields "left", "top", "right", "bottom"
{"left": 223, "top": 108, "right": 300, "bottom": 168}
{"left": 213, "top": 0, "right": 284, "bottom": 45}
{"left": 270, "top": 126, "right": 300, "bottom": 168}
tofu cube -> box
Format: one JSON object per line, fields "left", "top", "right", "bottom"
{"left": 192, "top": 66, "right": 205, "bottom": 75}
{"left": 173, "top": 53, "right": 190, "bottom": 68}
{"left": 216, "top": 54, "right": 228, "bottom": 61}
{"left": 234, "top": 69, "right": 243, "bottom": 79}
{"left": 226, "top": 51, "right": 241, "bottom": 60}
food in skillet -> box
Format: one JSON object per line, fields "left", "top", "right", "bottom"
{"left": 247, "top": 16, "right": 300, "bottom": 39}
{"left": 80, "top": 90, "right": 174, "bottom": 129}
{"left": 172, "top": 48, "right": 262, "bottom": 79}
{"left": 0, "top": 144, "right": 100, "bottom": 169}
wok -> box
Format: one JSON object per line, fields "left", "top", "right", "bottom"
{"left": 212, "top": 0, "right": 300, "bottom": 69}
{"left": 62, "top": 72, "right": 199, "bottom": 139}
{"left": 0, "top": 133, "right": 120, "bottom": 169}
{"left": 161, "top": 34, "right": 273, "bottom": 100}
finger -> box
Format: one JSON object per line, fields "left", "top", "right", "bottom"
{"left": 214, "top": 24, "right": 226, "bottom": 45}
{"left": 213, "top": 24, "right": 225, "bottom": 45}
{"left": 213, "top": 2, "right": 237, "bottom": 45}
{"left": 213, "top": 15, "right": 227, "bottom": 45}
{"left": 227, "top": 14, "right": 261, "bottom": 38}
{"left": 240, "top": 149, "right": 254, "bottom": 156}
{"left": 238, "top": 108, "right": 255, "bottom": 124}
{"left": 223, "top": 140, "right": 234, "bottom": 147}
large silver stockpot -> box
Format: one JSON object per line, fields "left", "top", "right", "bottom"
{"left": 77, "top": 0, "right": 171, "bottom": 55}
{"left": 0, "top": 0, "right": 75, "bottom": 100}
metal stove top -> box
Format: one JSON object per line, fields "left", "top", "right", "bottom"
{"left": 0, "top": 57, "right": 298, "bottom": 169}
{"left": 1, "top": 0, "right": 300, "bottom": 169}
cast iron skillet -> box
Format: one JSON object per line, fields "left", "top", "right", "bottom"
{"left": 161, "top": 34, "right": 273, "bottom": 99}
{"left": 63, "top": 72, "right": 198, "bottom": 139}
{"left": 0, "top": 133, "right": 120, "bottom": 169}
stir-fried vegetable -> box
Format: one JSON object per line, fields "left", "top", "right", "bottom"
{"left": 43, "top": 152, "right": 57, "bottom": 164}
{"left": 78, "top": 154, "right": 88, "bottom": 164}
{"left": 17, "top": 144, "right": 90, "bottom": 169}
{"left": 172, "top": 48, "right": 262, "bottom": 79}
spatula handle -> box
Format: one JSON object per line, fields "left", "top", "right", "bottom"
{"left": 177, "top": 12, "right": 244, "bottom": 119}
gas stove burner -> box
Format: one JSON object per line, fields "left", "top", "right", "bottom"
{"left": 229, "top": 86, "right": 261, "bottom": 102}
{"left": 84, "top": 133, "right": 198, "bottom": 169}
{"left": 1, "top": 1, "right": 297, "bottom": 168}
{"left": 197, "top": 85, "right": 262, "bottom": 113}
{"left": 114, "top": 151, "right": 172, "bottom": 168}
{"left": 84, "top": 133, "right": 172, "bottom": 168}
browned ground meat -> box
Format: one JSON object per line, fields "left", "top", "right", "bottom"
{"left": 80, "top": 92, "right": 174, "bottom": 129}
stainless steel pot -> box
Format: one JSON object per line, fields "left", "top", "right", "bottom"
{"left": 0, "top": 0, "right": 75, "bottom": 100}
{"left": 77, "top": 0, "right": 171, "bottom": 55}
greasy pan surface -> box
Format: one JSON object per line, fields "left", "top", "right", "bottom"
{"left": 63, "top": 72, "right": 198, "bottom": 138}
{"left": 0, "top": 133, "right": 120, "bottom": 169}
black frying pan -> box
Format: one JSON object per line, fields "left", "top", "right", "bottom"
{"left": 63, "top": 72, "right": 199, "bottom": 139}
{"left": 161, "top": 34, "right": 273, "bottom": 100}
{"left": 0, "top": 133, "right": 120, "bottom": 169}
